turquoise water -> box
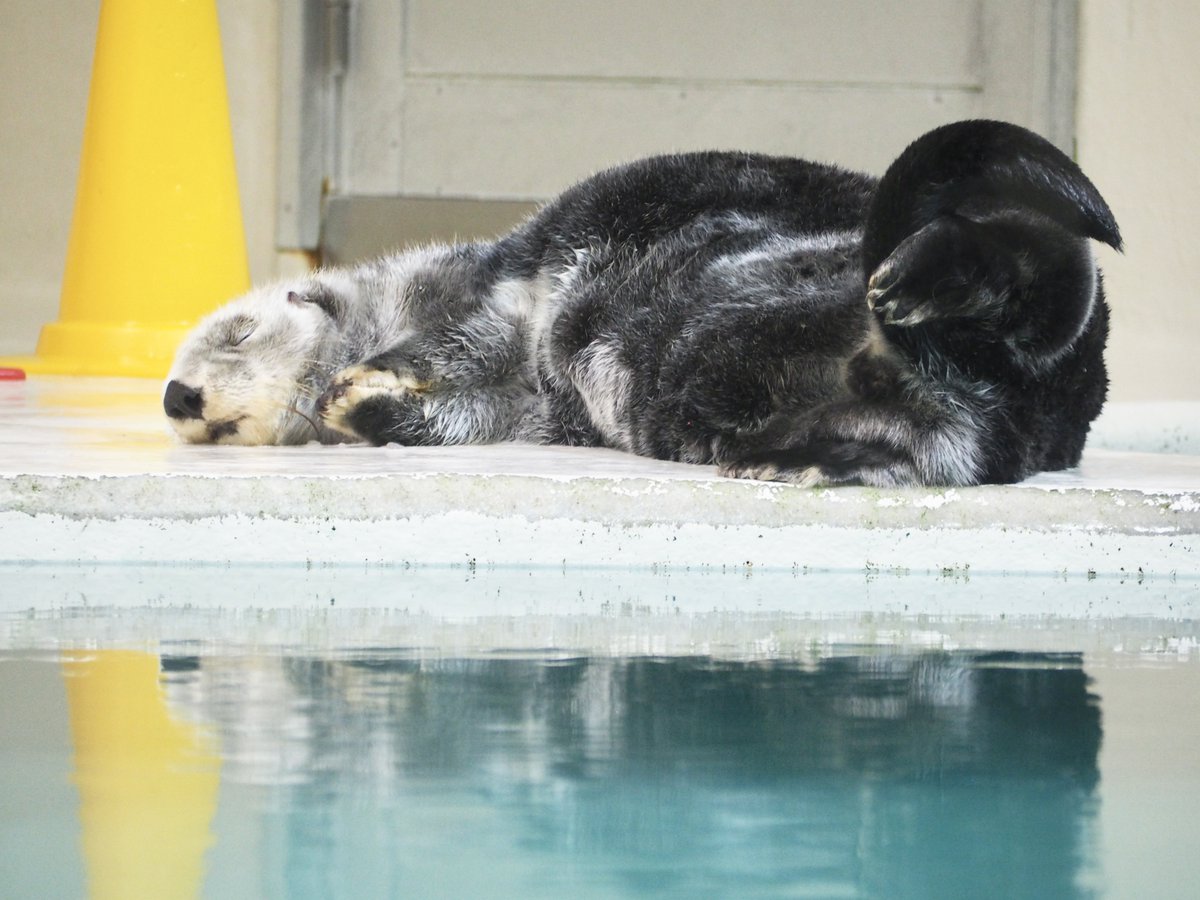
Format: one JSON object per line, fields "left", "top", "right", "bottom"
{"left": 1, "top": 560, "right": 1198, "bottom": 899}
{"left": 3, "top": 642, "right": 1197, "bottom": 899}
{"left": 212, "top": 651, "right": 1099, "bottom": 898}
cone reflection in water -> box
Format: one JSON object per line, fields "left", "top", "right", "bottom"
{"left": 63, "top": 650, "right": 221, "bottom": 899}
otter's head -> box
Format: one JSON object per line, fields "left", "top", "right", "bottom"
{"left": 164, "top": 276, "right": 352, "bottom": 445}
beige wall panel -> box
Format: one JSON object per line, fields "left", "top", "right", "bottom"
{"left": 407, "top": 0, "right": 980, "bottom": 86}
{"left": 0, "top": 0, "right": 97, "bottom": 355}
{"left": 1076, "top": 0, "right": 1200, "bottom": 401}
{"left": 978, "top": 0, "right": 1077, "bottom": 149}
{"left": 341, "top": 0, "right": 406, "bottom": 193}
{"left": 401, "top": 81, "right": 979, "bottom": 199}
{"left": 219, "top": 0, "right": 281, "bottom": 286}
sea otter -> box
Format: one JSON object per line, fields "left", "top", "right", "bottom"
{"left": 164, "top": 120, "right": 1121, "bottom": 487}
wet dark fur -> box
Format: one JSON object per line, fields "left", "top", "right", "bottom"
{"left": 169, "top": 120, "right": 1121, "bottom": 486}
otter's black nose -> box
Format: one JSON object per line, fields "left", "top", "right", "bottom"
{"left": 164, "top": 380, "right": 205, "bottom": 420}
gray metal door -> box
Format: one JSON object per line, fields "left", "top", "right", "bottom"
{"left": 279, "top": 0, "right": 1078, "bottom": 264}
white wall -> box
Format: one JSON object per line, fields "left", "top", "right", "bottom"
{"left": 0, "top": 0, "right": 95, "bottom": 356}
{"left": 1, "top": 0, "right": 1196, "bottom": 401}
{"left": 216, "top": 0, "right": 283, "bottom": 288}
{"left": 1076, "top": 0, "right": 1200, "bottom": 401}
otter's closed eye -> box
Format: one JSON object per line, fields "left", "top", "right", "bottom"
{"left": 225, "top": 316, "right": 257, "bottom": 347}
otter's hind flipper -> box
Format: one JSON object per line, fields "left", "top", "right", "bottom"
{"left": 863, "top": 119, "right": 1120, "bottom": 369}
{"left": 859, "top": 120, "right": 1118, "bottom": 362}
{"left": 861, "top": 121, "right": 1121, "bottom": 362}
{"left": 862, "top": 119, "right": 1121, "bottom": 278}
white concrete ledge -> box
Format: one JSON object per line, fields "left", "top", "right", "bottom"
{"left": 0, "top": 378, "right": 1197, "bottom": 582}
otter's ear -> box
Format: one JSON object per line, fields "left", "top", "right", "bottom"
{"left": 287, "top": 287, "right": 342, "bottom": 319}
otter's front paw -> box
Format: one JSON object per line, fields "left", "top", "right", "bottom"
{"left": 866, "top": 217, "right": 1014, "bottom": 327}
{"left": 866, "top": 257, "right": 976, "bottom": 328}
{"left": 317, "top": 364, "right": 430, "bottom": 441}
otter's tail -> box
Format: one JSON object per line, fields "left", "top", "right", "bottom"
{"left": 862, "top": 120, "right": 1122, "bottom": 279}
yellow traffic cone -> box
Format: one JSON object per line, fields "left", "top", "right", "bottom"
{"left": 0, "top": 0, "right": 250, "bottom": 378}
{"left": 63, "top": 650, "right": 222, "bottom": 899}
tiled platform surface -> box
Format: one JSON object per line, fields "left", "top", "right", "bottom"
{"left": 1, "top": 376, "right": 1197, "bottom": 652}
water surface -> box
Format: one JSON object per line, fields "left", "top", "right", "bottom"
{"left": 8, "top": 644, "right": 1195, "bottom": 899}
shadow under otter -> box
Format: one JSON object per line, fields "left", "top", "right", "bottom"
{"left": 165, "top": 119, "right": 1121, "bottom": 487}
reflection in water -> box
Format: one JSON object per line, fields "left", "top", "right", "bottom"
{"left": 156, "top": 651, "right": 1101, "bottom": 899}
{"left": 63, "top": 651, "right": 220, "bottom": 900}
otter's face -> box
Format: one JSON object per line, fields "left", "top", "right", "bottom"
{"left": 164, "top": 281, "right": 346, "bottom": 445}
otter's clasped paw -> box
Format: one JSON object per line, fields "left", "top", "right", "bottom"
{"left": 317, "top": 364, "right": 431, "bottom": 439}
{"left": 866, "top": 263, "right": 971, "bottom": 328}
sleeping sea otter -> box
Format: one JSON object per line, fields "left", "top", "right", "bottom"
{"left": 164, "top": 120, "right": 1120, "bottom": 487}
